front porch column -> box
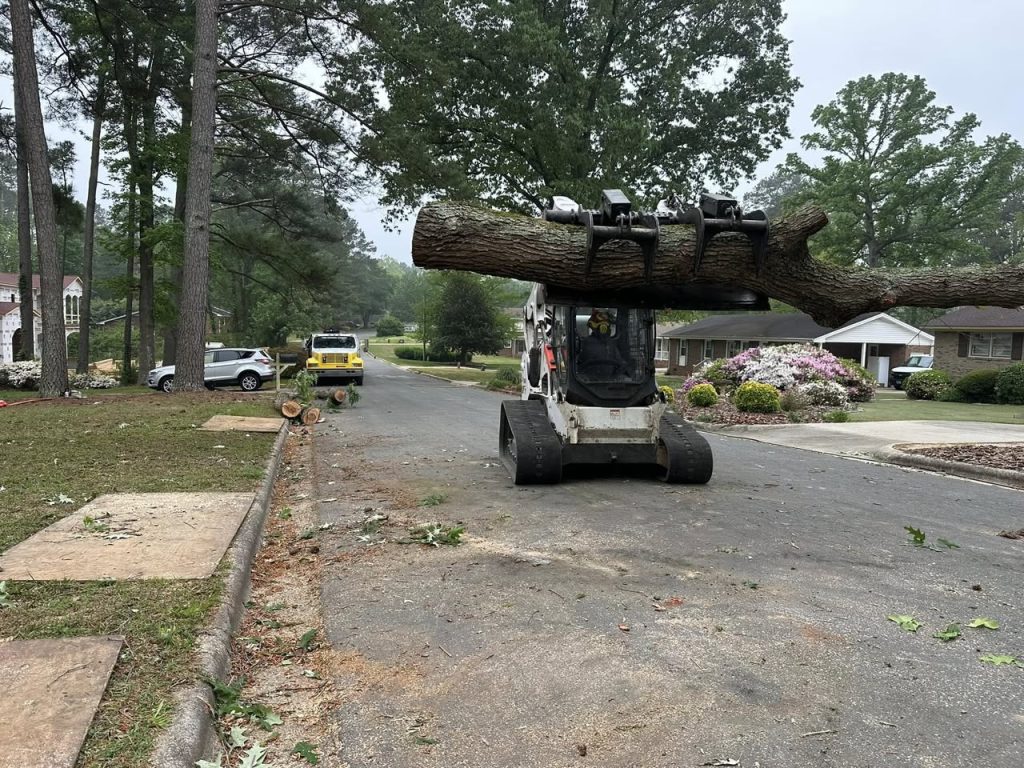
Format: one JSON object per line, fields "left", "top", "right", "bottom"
{"left": 860, "top": 342, "right": 867, "bottom": 367}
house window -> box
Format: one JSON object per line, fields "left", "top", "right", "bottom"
{"left": 726, "top": 340, "right": 743, "bottom": 358}
{"left": 654, "top": 337, "right": 669, "bottom": 361}
{"left": 504, "top": 339, "right": 512, "bottom": 349}
{"left": 969, "top": 332, "right": 1012, "bottom": 359}
{"left": 703, "top": 340, "right": 714, "bottom": 360}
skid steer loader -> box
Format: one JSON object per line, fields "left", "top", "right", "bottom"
{"left": 498, "top": 189, "right": 770, "bottom": 485}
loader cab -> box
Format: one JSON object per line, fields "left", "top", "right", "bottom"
{"left": 552, "top": 304, "right": 658, "bottom": 407}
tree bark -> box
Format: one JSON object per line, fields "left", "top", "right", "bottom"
{"left": 13, "top": 62, "right": 33, "bottom": 362}
{"left": 77, "top": 73, "right": 106, "bottom": 374}
{"left": 161, "top": 102, "right": 192, "bottom": 368}
{"left": 10, "top": 0, "right": 67, "bottom": 395}
{"left": 121, "top": 181, "right": 136, "bottom": 385}
{"left": 174, "top": 0, "right": 218, "bottom": 391}
{"left": 412, "top": 202, "right": 1024, "bottom": 328}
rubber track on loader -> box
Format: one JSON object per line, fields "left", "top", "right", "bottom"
{"left": 499, "top": 400, "right": 563, "bottom": 484}
{"left": 658, "top": 411, "right": 714, "bottom": 484}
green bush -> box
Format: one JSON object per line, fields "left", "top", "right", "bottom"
{"left": 658, "top": 385, "right": 675, "bottom": 403}
{"left": 686, "top": 383, "right": 719, "bottom": 407}
{"left": 732, "top": 381, "right": 781, "bottom": 413}
{"left": 375, "top": 314, "right": 405, "bottom": 337}
{"left": 486, "top": 366, "right": 522, "bottom": 391}
{"left": 823, "top": 410, "right": 850, "bottom": 423}
{"left": 393, "top": 344, "right": 461, "bottom": 363}
{"left": 703, "top": 359, "right": 732, "bottom": 392}
{"left": 995, "top": 362, "right": 1024, "bottom": 404}
{"left": 953, "top": 369, "right": 1000, "bottom": 403}
{"left": 394, "top": 345, "right": 426, "bottom": 360}
{"left": 903, "top": 369, "right": 952, "bottom": 400}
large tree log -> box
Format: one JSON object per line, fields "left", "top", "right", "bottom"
{"left": 412, "top": 202, "right": 1024, "bottom": 327}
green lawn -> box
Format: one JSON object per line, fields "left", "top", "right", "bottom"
{"left": 851, "top": 396, "right": 1024, "bottom": 424}
{"left": 0, "top": 391, "right": 278, "bottom": 767}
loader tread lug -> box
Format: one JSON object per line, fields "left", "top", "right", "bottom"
{"left": 657, "top": 412, "right": 713, "bottom": 484}
{"left": 499, "top": 400, "right": 563, "bottom": 485}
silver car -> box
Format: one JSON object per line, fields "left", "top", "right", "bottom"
{"left": 146, "top": 348, "right": 274, "bottom": 392}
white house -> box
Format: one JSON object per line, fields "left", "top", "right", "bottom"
{"left": 0, "top": 272, "right": 83, "bottom": 364}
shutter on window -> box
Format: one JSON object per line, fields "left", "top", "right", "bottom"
{"left": 957, "top": 334, "right": 969, "bottom": 357}
{"left": 1012, "top": 333, "right": 1023, "bottom": 360}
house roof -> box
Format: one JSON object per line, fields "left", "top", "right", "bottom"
{"left": 0, "top": 301, "right": 20, "bottom": 316}
{"left": 924, "top": 306, "right": 1024, "bottom": 331}
{"left": 661, "top": 312, "right": 834, "bottom": 341}
{"left": 0, "top": 273, "right": 81, "bottom": 290}
{"left": 662, "top": 311, "right": 933, "bottom": 345}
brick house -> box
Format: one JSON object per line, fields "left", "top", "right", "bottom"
{"left": 924, "top": 307, "right": 1024, "bottom": 379}
{"left": 662, "top": 312, "right": 933, "bottom": 386}
{"left": 0, "top": 273, "right": 83, "bottom": 363}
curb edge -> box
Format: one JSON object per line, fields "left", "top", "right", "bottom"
{"left": 148, "top": 421, "right": 290, "bottom": 767}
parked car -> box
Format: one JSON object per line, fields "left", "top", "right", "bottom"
{"left": 890, "top": 354, "right": 934, "bottom": 390}
{"left": 146, "top": 348, "right": 274, "bottom": 393}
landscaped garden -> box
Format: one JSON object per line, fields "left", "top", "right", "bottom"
{"left": 675, "top": 344, "right": 876, "bottom": 425}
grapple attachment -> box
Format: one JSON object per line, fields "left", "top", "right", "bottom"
{"left": 662, "top": 193, "right": 770, "bottom": 276}
{"left": 543, "top": 189, "right": 770, "bottom": 280}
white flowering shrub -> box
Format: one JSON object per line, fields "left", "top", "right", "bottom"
{"left": 0, "top": 363, "right": 120, "bottom": 391}
{"left": 0, "top": 360, "right": 42, "bottom": 389}
{"left": 69, "top": 372, "right": 119, "bottom": 389}
{"left": 797, "top": 380, "right": 849, "bottom": 408}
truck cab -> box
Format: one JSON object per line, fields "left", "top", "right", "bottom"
{"left": 304, "top": 331, "right": 364, "bottom": 385}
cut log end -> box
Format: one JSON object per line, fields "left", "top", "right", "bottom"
{"left": 331, "top": 389, "right": 347, "bottom": 405}
{"left": 301, "top": 406, "right": 321, "bottom": 425}
{"left": 280, "top": 400, "right": 302, "bottom": 418}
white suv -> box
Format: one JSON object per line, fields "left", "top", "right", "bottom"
{"left": 146, "top": 348, "right": 274, "bottom": 392}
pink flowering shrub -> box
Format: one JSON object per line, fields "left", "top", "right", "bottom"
{"left": 683, "top": 343, "right": 875, "bottom": 403}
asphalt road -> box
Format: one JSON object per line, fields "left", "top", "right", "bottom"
{"left": 312, "top": 355, "right": 1024, "bottom": 768}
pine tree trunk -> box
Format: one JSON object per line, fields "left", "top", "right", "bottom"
{"left": 135, "top": 42, "right": 166, "bottom": 384}
{"left": 412, "top": 202, "right": 1024, "bottom": 327}
{"left": 121, "top": 184, "right": 136, "bottom": 385}
{"left": 10, "top": 0, "right": 67, "bottom": 394}
{"left": 174, "top": 0, "right": 218, "bottom": 391}
{"left": 13, "top": 55, "right": 33, "bottom": 362}
{"left": 77, "top": 74, "right": 106, "bottom": 374}
{"left": 161, "top": 102, "right": 191, "bottom": 368}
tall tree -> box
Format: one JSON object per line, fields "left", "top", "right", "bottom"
{"left": 10, "top": 0, "right": 67, "bottom": 394}
{"left": 432, "top": 271, "right": 509, "bottom": 363}
{"left": 12, "top": 77, "right": 34, "bottom": 360}
{"left": 343, "top": 0, "right": 799, "bottom": 213}
{"left": 77, "top": 72, "right": 106, "bottom": 373}
{"left": 174, "top": 0, "right": 218, "bottom": 391}
{"left": 785, "top": 73, "right": 1021, "bottom": 268}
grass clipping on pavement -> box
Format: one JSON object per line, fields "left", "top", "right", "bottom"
{"left": 0, "top": 391, "right": 278, "bottom": 768}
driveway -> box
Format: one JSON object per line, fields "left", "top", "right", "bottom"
{"left": 311, "top": 356, "right": 1024, "bottom": 768}
{"left": 710, "top": 421, "right": 1024, "bottom": 458}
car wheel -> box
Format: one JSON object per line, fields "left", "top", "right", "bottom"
{"left": 159, "top": 376, "right": 174, "bottom": 393}
{"left": 239, "top": 372, "right": 262, "bottom": 391}
{"left": 205, "top": 383, "right": 216, "bottom": 390}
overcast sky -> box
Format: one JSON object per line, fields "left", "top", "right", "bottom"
{"left": 352, "top": 0, "right": 1024, "bottom": 264}
{"left": 25, "top": 1, "right": 1024, "bottom": 265}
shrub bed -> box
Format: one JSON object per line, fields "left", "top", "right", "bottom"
{"left": 733, "top": 381, "right": 781, "bottom": 413}
{"left": 904, "top": 370, "right": 952, "bottom": 400}
{"left": 996, "top": 362, "right": 1024, "bottom": 404}
{"left": 953, "top": 369, "right": 1000, "bottom": 403}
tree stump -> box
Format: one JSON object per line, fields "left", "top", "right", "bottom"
{"left": 300, "top": 406, "right": 321, "bottom": 425}
{"left": 279, "top": 400, "right": 302, "bottom": 419}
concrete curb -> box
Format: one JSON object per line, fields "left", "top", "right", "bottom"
{"left": 874, "top": 444, "right": 1024, "bottom": 490}
{"left": 148, "top": 422, "right": 291, "bottom": 768}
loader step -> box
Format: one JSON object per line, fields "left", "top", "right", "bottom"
{"left": 657, "top": 412, "right": 713, "bottom": 484}
{"left": 499, "top": 400, "right": 563, "bottom": 484}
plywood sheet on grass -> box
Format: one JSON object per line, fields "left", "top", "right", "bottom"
{"left": 200, "top": 414, "right": 285, "bottom": 432}
{"left": 0, "top": 636, "right": 122, "bottom": 768}
{"left": 0, "top": 492, "right": 254, "bottom": 580}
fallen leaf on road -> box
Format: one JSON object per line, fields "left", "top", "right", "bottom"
{"left": 617, "top": 623, "right": 630, "bottom": 632}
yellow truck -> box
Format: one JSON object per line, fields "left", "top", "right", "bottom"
{"left": 303, "top": 331, "right": 364, "bottom": 385}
